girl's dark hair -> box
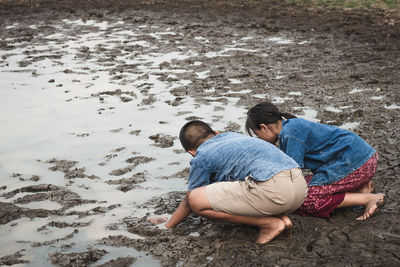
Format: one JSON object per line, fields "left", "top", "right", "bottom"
{"left": 179, "top": 120, "right": 215, "bottom": 151}
{"left": 246, "top": 102, "right": 296, "bottom": 136}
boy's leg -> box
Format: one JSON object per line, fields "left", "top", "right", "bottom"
{"left": 188, "top": 186, "right": 290, "bottom": 244}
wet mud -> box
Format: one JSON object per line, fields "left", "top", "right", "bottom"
{"left": 0, "top": 0, "right": 399, "bottom": 266}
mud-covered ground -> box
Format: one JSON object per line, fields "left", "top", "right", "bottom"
{"left": 0, "top": 0, "right": 399, "bottom": 266}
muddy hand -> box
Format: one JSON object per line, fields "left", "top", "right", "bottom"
{"left": 148, "top": 216, "right": 169, "bottom": 224}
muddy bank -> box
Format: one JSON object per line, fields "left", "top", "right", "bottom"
{"left": 98, "top": 192, "right": 400, "bottom": 266}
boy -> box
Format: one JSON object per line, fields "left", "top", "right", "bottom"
{"left": 153, "top": 120, "right": 307, "bottom": 244}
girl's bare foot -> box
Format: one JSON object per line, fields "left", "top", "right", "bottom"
{"left": 256, "top": 217, "right": 286, "bottom": 244}
{"left": 356, "top": 193, "right": 386, "bottom": 220}
{"left": 357, "top": 181, "right": 375, "bottom": 193}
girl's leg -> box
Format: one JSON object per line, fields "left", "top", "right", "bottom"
{"left": 337, "top": 192, "right": 386, "bottom": 220}
{"left": 298, "top": 154, "right": 379, "bottom": 218}
{"left": 188, "top": 187, "right": 291, "bottom": 244}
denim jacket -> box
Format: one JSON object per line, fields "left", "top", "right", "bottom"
{"left": 187, "top": 132, "right": 299, "bottom": 191}
{"left": 279, "top": 118, "right": 376, "bottom": 186}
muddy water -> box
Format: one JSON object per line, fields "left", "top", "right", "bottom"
{"left": 0, "top": 17, "right": 294, "bottom": 266}
{"left": 1, "top": 1, "right": 399, "bottom": 266}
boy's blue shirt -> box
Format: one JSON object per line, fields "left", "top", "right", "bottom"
{"left": 187, "top": 132, "right": 299, "bottom": 191}
{"left": 279, "top": 118, "right": 376, "bottom": 186}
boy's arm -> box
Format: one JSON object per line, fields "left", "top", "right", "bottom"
{"left": 165, "top": 191, "right": 191, "bottom": 228}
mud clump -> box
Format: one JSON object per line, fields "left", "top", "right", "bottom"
{"left": 0, "top": 202, "right": 57, "bottom": 225}
{"left": 1, "top": 183, "right": 96, "bottom": 210}
{"left": 1, "top": 184, "right": 61, "bottom": 199}
{"left": 0, "top": 183, "right": 98, "bottom": 225}
{"left": 95, "top": 257, "right": 136, "bottom": 267}
{"left": 106, "top": 172, "right": 146, "bottom": 192}
{"left": 149, "top": 133, "right": 176, "bottom": 148}
{"left": 125, "top": 156, "right": 154, "bottom": 165}
{"left": 48, "top": 249, "right": 108, "bottom": 267}
{"left": 65, "top": 204, "right": 121, "bottom": 218}
{"left": 47, "top": 159, "right": 100, "bottom": 180}
{"left": 108, "top": 156, "right": 154, "bottom": 176}
{"left": 224, "top": 121, "right": 242, "bottom": 133}
{"left": 32, "top": 230, "right": 78, "bottom": 247}
{"left": 0, "top": 250, "right": 29, "bottom": 266}
{"left": 140, "top": 191, "right": 186, "bottom": 215}
{"left": 162, "top": 167, "right": 190, "bottom": 179}
{"left": 37, "top": 221, "right": 92, "bottom": 232}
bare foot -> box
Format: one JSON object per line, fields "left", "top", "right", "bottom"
{"left": 280, "top": 215, "right": 293, "bottom": 239}
{"left": 356, "top": 194, "right": 386, "bottom": 220}
{"left": 256, "top": 217, "right": 286, "bottom": 244}
{"left": 357, "top": 181, "right": 375, "bottom": 193}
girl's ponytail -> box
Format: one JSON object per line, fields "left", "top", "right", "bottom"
{"left": 280, "top": 112, "right": 297, "bottom": 119}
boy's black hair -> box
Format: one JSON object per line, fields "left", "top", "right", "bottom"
{"left": 246, "top": 102, "right": 297, "bottom": 136}
{"left": 179, "top": 120, "right": 215, "bottom": 151}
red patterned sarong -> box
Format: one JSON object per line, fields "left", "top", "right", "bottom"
{"left": 297, "top": 154, "right": 378, "bottom": 218}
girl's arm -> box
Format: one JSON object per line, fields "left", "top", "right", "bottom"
{"left": 282, "top": 136, "right": 307, "bottom": 168}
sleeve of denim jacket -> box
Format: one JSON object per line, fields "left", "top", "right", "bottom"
{"left": 187, "top": 164, "right": 211, "bottom": 191}
{"left": 281, "top": 136, "right": 306, "bottom": 168}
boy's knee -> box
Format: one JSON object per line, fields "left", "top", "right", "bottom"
{"left": 188, "top": 189, "right": 200, "bottom": 213}
{"left": 188, "top": 187, "right": 206, "bottom": 214}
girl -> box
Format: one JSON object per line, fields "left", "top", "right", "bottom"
{"left": 246, "top": 102, "right": 386, "bottom": 220}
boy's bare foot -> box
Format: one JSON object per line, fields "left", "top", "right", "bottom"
{"left": 356, "top": 194, "right": 386, "bottom": 220}
{"left": 357, "top": 181, "right": 375, "bottom": 193}
{"left": 280, "top": 215, "right": 293, "bottom": 239}
{"left": 256, "top": 217, "right": 286, "bottom": 244}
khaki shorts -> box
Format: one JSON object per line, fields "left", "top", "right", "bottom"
{"left": 206, "top": 168, "right": 308, "bottom": 216}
